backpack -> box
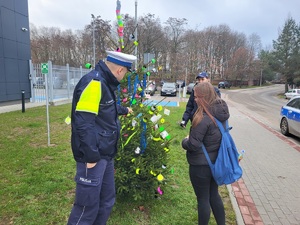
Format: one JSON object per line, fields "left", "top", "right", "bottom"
{"left": 201, "top": 118, "right": 243, "bottom": 186}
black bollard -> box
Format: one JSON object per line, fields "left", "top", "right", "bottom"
{"left": 21, "top": 90, "right": 25, "bottom": 113}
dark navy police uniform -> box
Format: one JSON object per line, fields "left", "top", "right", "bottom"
{"left": 67, "top": 60, "right": 127, "bottom": 225}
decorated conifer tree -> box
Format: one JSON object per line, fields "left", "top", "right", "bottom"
{"left": 114, "top": 65, "right": 174, "bottom": 201}
{"left": 111, "top": 0, "right": 174, "bottom": 202}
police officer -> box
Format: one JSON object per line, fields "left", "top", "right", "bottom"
{"left": 67, "top": 51, "right": 136, "bottom": 225}
{"left": 180, "top": 72, "right": 221, "bottom": 128}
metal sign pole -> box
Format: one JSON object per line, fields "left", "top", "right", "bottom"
{"left": 44, "top": 73, "right": 51, "bottom": 146}
{"left": 41, "top": 63, "right": 51, "bottom": 146}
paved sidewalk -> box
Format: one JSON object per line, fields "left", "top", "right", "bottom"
{"left": 0, "top": 99, "right": 71, "bottom": 114}
{"left": 228, "top": 101, "right": 300, "bottom": 225}
{"left": 0, "top": 101, "right": 44, "bottom": 114}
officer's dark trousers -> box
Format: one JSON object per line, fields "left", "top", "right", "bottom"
{"left": 67, "top": 159, "right": 115, "bottom": 225}
{"left": 189, "top": 165, "right": 225, "bottom": 225}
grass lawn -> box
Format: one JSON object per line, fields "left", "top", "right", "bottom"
{"left": 0, "top": 102, "right": 237, "bottom": 225}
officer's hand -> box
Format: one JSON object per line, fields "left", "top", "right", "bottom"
{"left": 127, "top": 107, "right": 133, "bottom": 114}
{"left": 180, "top": 121, "right": 186, "bottom": 128}
{"left": 87, "top": 163, "right": 97, "bottom": 168}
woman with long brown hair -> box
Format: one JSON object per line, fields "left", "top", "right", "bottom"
{"left": 181, "top": 82, "right": 229, "bottom": 225}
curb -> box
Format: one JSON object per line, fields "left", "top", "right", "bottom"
{"left": 227, "top": 184, "right": 245, "bottom": 225}
{"left": 231, "top": 180, "right": 264, "bottom": 225}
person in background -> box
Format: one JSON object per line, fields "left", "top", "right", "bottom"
{"left": 180, "top": 72, "right": 220, "bottom": 128}
{"left": 67, "top": 50, "right": 136, "bottom": 225}
{"left": 181, "top": 82, "right": 229, "bottom": 225}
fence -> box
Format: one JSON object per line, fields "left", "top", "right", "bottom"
{"left": 29, "top": 60, "right": 91, "bottom": 103}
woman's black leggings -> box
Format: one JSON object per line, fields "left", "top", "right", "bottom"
{"left": 189, "top": 165, "right": 225, "bottom": 225}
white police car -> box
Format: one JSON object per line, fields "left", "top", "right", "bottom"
{"left": 280, "top": 96, "right": 300, "bottom": 138}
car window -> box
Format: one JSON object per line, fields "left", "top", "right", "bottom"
{"left": 294, "top": 99, "right": 300, "bottom": 109}
{"left": 287, "top": 98, "right": 300, "bottom": 109}
{"left": 163, "top": 83, "right": 175, "bottom": 88}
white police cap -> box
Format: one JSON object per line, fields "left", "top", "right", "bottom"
{"left": 106, "top": 50, "right": 137, "bottom": 71}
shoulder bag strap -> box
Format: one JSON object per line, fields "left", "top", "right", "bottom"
{"left": 201, "top": 118, "right": 227, "bottom": 167}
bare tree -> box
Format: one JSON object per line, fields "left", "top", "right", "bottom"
{"left": 164, "top": 17, "right": 187, "bottom": 80}
{"left": 30, "top": 14, "right": 267, "bottom": 87}
{"left": 85, "top": 16, "right": 112, "bottom": 61}
{"left": 227, "top": 47, "right": 251, "bottom": 86}
{"left": 30, "top": 24, "right": 52, "bottom": 63}
{"left": 182, "top": 30, "right": 204, "bottom": 82}
{"left": 136, "top": 14, "right": 167, "bottom": 79}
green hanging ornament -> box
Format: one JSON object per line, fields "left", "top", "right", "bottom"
{"left": 159, "top": 126, "right": 165, "bottom": 132}
{"left": 85, "top": 63, "right": 92, "bottom": 69}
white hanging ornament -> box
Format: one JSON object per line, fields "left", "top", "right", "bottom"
{"left": 132, "top": 119, "right": 137, "bottom": 127}
{"left": 135, "top": 147, "right": 141, "bottom": 154}
{"left": 160, "top": 130, "right": 169, "bottom": 139}
{"left": 150, "top": 114, "right": 162, "bottom": 124}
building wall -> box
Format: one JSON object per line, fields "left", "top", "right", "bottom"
{"left": 0, "top": 0, "right": 31, "bottom": 103}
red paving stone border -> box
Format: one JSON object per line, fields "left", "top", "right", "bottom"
{"left": 232, "top": 180, "right": 264, "bottom": 225}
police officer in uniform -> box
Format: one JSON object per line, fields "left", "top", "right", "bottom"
{"left": 67, "top": 51, "right": 136, "bottom": 225}
{"left": 180, "top": 72, "right": 221, "bottom": 128}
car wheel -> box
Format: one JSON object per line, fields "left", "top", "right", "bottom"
{"left": 280, "top": 118, "right": 289, "bottom": 136}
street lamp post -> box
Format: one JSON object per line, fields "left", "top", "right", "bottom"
{"left": 134, "top": 0, "right": 138, "bottom": 70}
{"left": 91, "top": 14, "right": 95, "bottom": 67}
{"left": 260, "top": 68, "right": 263, "bottom": 86}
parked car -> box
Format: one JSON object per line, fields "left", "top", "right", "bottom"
{"left": 149, "top": 80, "right": 157, "bottom": 91}
{"left": 145, "top": 82, "right": 156, "bottom": 96}
{"left": 62, "top": 78, "right": 81, "bottom": 89}
{"left": 52, "top": 77, "right": 63, "bottom": 89}
{"left": 161, "top": 82, "right": 177, "bottom": 96}
{"left": 186, "top": 83, "right": 195, "bottom": 94}
{"left": 284, "top": 89, "right": 300, "bottom": 99}
{"left": 33, "top": 77, "right": 45, "bottom": 88}
{"left": 218, "top": 81, "right": 231, "bottom": 89}
{"left": 280, "top": 96, "right": 300, "bottom": 138}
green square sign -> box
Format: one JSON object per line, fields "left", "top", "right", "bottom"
{"left": 41, "top": 63, "right": 48, "bottom": 74}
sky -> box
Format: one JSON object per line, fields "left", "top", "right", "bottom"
{"left": 27, "top": 0, "right": 300, "bottom": 48}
